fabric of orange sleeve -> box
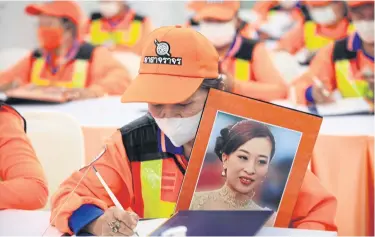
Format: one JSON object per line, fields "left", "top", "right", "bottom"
{"left": 0, "top": 53, "right": 33, "bottom": 87}
{"left": 50, "top": 131, "right": 134, "bottom": 235}
{"left": 0, "top": 106, "right": 48, "bottom": 210}
{"left": 232, "top": 43, "right": 288, "bottom": 101}
{"left": 277, "top": 24, "right": 305, "bottom": 54}
{"left": 87, "top": 47, "right": 132, "bottom": 96}
{"left": 292, "top": 170, "right": 338, "bottom": 231}
{"left": 293, "top": 43, "right": 336, "bottom": 104}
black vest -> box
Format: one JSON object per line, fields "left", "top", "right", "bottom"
{"left": 0, "top": 102, "right": 26, "bottom": 132}
{"left": 332, "top": 37, "right": 357, "bottom": 62}
{"left": 119, "top": 114, "right": 186, "bottom": 175}
{"left": 234, "top": 37, "right": 259, "bottom": 61}
{"left": 32, "top": 42, "right": 95, "bottom": 61}
{"left": 90, "top": 12, "right": 146, "bottom": 22}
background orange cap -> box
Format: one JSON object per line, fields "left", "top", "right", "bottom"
{"left": 194, "top": 0, "right": 240, "bottom": 21}
{"left": 346, "top": 0, "right": 374, "bottom": 7}
{"left": 25, "top": 0, "right": 83, "bottom": 26}
{"left": 304, "top": 0, "right": 332, "bottom": 7}
{"left": 121, "top": 25, "right": 220, "bottom": 104}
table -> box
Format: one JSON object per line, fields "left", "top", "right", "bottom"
{"left": 12, "top": 97, "right": 374, "bottom": 236}
{"left": 0, "top": 210, "right": 337, "bottom": 236}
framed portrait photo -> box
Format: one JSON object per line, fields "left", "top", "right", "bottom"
{"left": 176, "top": 89, "right": 322, "bottom": 228}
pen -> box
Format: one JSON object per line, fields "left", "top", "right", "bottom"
{"left": 93, "top": 166, "right": 140, "bottom": 236}
{"left": 312, "top": 77, "right": 330, "bottom": 98}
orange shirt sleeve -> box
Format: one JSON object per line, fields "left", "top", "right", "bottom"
{"left": 252, "top": 1, "right": 278, "bottom": 20}
{"left": 87, "top": 47, "right": 132, "bottom": 96}
{"left": 232, "top": 43, "right": 288, "bottom": 101}
{"left": 292, "top": 170, "right": 338, "bottom": 231}
{"left": 293, "top": 43, "right": 336, "bottom": 104}
{"left": 51, "top": 131, "right": 134, "bottom": 235}
{"left": 132, "top": 17, "right": 153, "bottom": 56}
{"left": 0, "top": 105, "right": 48, "bottom": 210}
{"left": 0, "top": 54, "right": 32, "bottom": 88}
{"left": 277, "top": 24, "right": 305, "bottom": 54}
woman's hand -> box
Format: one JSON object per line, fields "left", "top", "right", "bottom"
{"left": 85, "top": 207, "right": 139, "bottom": 236}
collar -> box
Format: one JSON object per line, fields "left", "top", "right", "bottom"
{"left": 45, "top": 40, "right": 80, "bottom": 74}
{"left": 105, "top": 9, "right": 134, "bottom": 28}
{"left": 157, "top": 128, "right": 184, "bottom": 155}
{"left": 349, "top": 33, "right": 374, "bottom": 61}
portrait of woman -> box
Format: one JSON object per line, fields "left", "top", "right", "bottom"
{"left": 190, "top": 119, "right": 277, "bottom": 226}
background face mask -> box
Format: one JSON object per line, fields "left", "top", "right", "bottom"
{"left": 279, "top": 0, "right": 298, "bottom": 9}
{"left": 309, "top": 6, "right": 337, "bottom": 25}
{"left": 199, "top": 21, "right": 236, "bottom": 48}
{"left": 154, "top": 111, "right": 203, "bottom": 148}
{"left": 353, "top": 20, "right": 374, "bottom": 43}
{"left": 100, "top": 3, "right": 120, "bottom": 18}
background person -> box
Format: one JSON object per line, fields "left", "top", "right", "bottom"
{"left": 0, "top": 103, "right": 48, "bottom": 210}
{"left": 0, "top": 0, "right": 131, "bottom": 100}
{"left": 292, "top": 0, "right": 374, "bottom": 105}
{"left": 85, "top": 0, "right": 152, "bottom": 54}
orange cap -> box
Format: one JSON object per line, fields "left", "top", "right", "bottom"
{"left": 121, "top": 25, "right": 220, "bottom": 104}
{"left": 25, "top": 0, "right": 83, "bottom": 26}
{"left": 304, "top": 0, "right": 332, "bottom": 7}
{"left": 346, "top": 0, "right": 373, "bottom": 7}
{"left": 194, "top": 0, "right": 240, "bottom": 21}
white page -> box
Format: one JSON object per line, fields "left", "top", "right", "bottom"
{"left": 316, "top": 97, "right": 372, "bottom": 116}
{"left": 132, "top": 218, "right": 168, "bottom": 237}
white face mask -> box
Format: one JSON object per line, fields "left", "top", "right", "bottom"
{"left": 154, "top": 111, "right": 203, "bottom": 147}
{"left": 99, "top": 2, "right": 120, "bottom": 18}
{"left": 309, "top": 6, "right": 337, "bottom": 25}
{"left": 353, "top": 20, "right": 375, "bottom": 43}
{"left": 199, "top": 21, "right": 236, "bottom": 48}
{"left": 279, "top": 0, "right": 298, "bottom": 9}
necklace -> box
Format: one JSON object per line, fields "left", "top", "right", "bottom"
{"left": 218, "top": 185, "right": 255, "bottom": 209}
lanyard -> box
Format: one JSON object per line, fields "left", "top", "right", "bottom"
{"left": 45, "top": 40, "right": 80, "bottom": 74}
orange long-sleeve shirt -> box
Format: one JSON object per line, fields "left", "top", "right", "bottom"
{"left": 277, "top": 18, "right": 352, "bottom": 54}
{"left": 0, "top": 45, "right": 131, "bottom": 96}
{"left": 293, "top": 33, "right": 374, "bottom": 104}
{"left": 0, "top": 104, "right": 48, "bottom": 210}
{"left": 50, "top": 130, "right": 337, "bottom": 235}
{"left": 227, "top": 41, "right": 288, "bottom": 101}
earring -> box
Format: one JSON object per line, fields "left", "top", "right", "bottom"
{"left": 221, "top": 169, "right": 226, "bottom": 177}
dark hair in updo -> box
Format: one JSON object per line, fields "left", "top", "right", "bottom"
{"left": 214, "top": 120, "right": 276, "bottom": 161}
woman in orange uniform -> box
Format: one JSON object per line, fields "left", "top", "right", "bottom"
{"left": 50, "top": 25, "right": 337, "bottom": 236}
{"left": 85, "top": 0, "right": 152, "bottom": 54}
{"left": 293, "top": 0, "right": 374, "bottom": 105}
{"left": 0, "top": 103, "right": 48, "bottom": 210}
{"left": 0, "top": 0, "right": 131, "bottom": 100}
{"left": 277, "top": 0, "right": 354, "bottom": 64}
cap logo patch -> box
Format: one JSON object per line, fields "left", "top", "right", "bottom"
{"left": 143, "top": 39, "right": 182, "bottom": 66}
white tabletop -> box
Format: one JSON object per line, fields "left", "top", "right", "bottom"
{"left": 0, "top": 210, "right": 337, "bottom": 236}
{"left": 13, "top": 96, "right": 374, "bottom": 137}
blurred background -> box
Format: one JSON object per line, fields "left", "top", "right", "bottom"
{"left": 195, "top": 111, "right": 302, "bottom": 212}
{"left": 0, "top": 1, "right": 256, "bottom": 51}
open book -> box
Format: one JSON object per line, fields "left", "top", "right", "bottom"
{"left": 311, "top": 97, "right": 373, "bottom": 116}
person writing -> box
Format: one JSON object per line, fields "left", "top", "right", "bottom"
{"left": 190, "top": 120, "right": 277, "bottom": 226}
{"left": 85, "top": 0, "right": 152, "bottom": 54}
{"left": 0, "top": 103, "right": 48, "bottom": 210}
{"left": 0, "top": 0, "right": 131, "bottom": 100}
{"left": 277, "top": 0, "right": 354, "bottom": 64}
{"left": 192, "top": 1, "right": 289, "bottom": 101}
{"left": 51, "top": 26, "right": 337, "bottom": 236}
{"left": 292, "top": 0, "right": 374, "bottom": 105}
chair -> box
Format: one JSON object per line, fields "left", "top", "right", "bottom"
{"left": 22, "top": 111, "right": 85, "bottom": 210}
{"left": 0, "top": 48, "right": 30, "bottom": 71}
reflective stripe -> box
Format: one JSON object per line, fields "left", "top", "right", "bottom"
{"left": 335, "top": 60, "right": 373, "bottom": 98}
{"left": 30, "top": 58, "right": 88, "bottom": 88}
{"left": 89, "top": 19, "right": 142, "bottom": 47}
{"left": 140, "top": 159, "right": 176, "bottom": 218}
{"left": 234, "top": 59, "right": 251, "bottom": 81}
{"left": 304, "top": 21, "right": 355, "bottom": 52}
